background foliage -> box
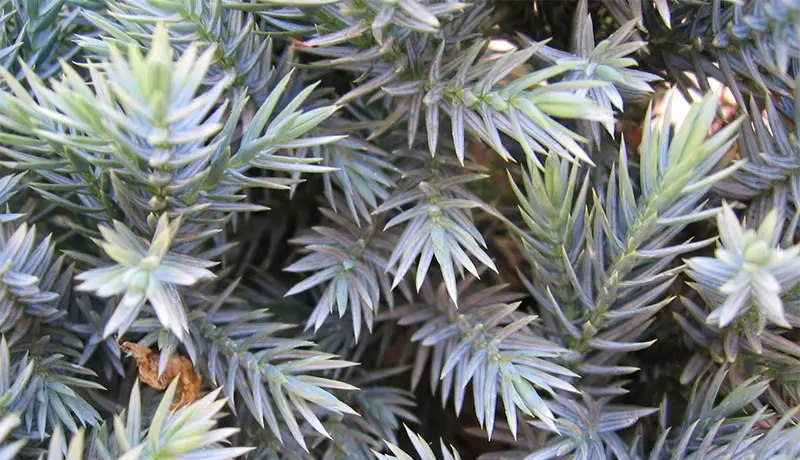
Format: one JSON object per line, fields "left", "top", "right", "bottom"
{"left": 0, "top": 0, "right": 798, "bottom": 458}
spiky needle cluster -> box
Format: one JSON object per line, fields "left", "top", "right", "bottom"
{"left": 0, "top": 0, "right": 796, "bottom": 458}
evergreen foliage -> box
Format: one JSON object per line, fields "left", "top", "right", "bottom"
{"left": 0, "top": 0, "right": 796, "bottom": 458}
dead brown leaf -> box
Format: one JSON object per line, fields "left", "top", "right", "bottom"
{"left": 119, "top": 342, "right": 202, "bottom": 410}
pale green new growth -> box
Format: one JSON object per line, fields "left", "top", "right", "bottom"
{"left": 687, "top": 204, "right": 800, "bottom": 328}
{"left": 373, "top": 425, "right": 461, "bottom": 460}
{"left": 75, "top": 214, "right": 216, "bottom": 339}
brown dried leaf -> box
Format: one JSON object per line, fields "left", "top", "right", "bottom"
{"left": 119, "top": 342, "right": 202, "bottom": 410}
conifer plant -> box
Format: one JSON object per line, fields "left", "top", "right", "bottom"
{"left": 0, "top": 0, "right": 798, "bottom": 458}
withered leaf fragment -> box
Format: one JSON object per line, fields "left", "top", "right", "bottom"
{"left": 119, "top": 342, "right": 202, "bottom": 409}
